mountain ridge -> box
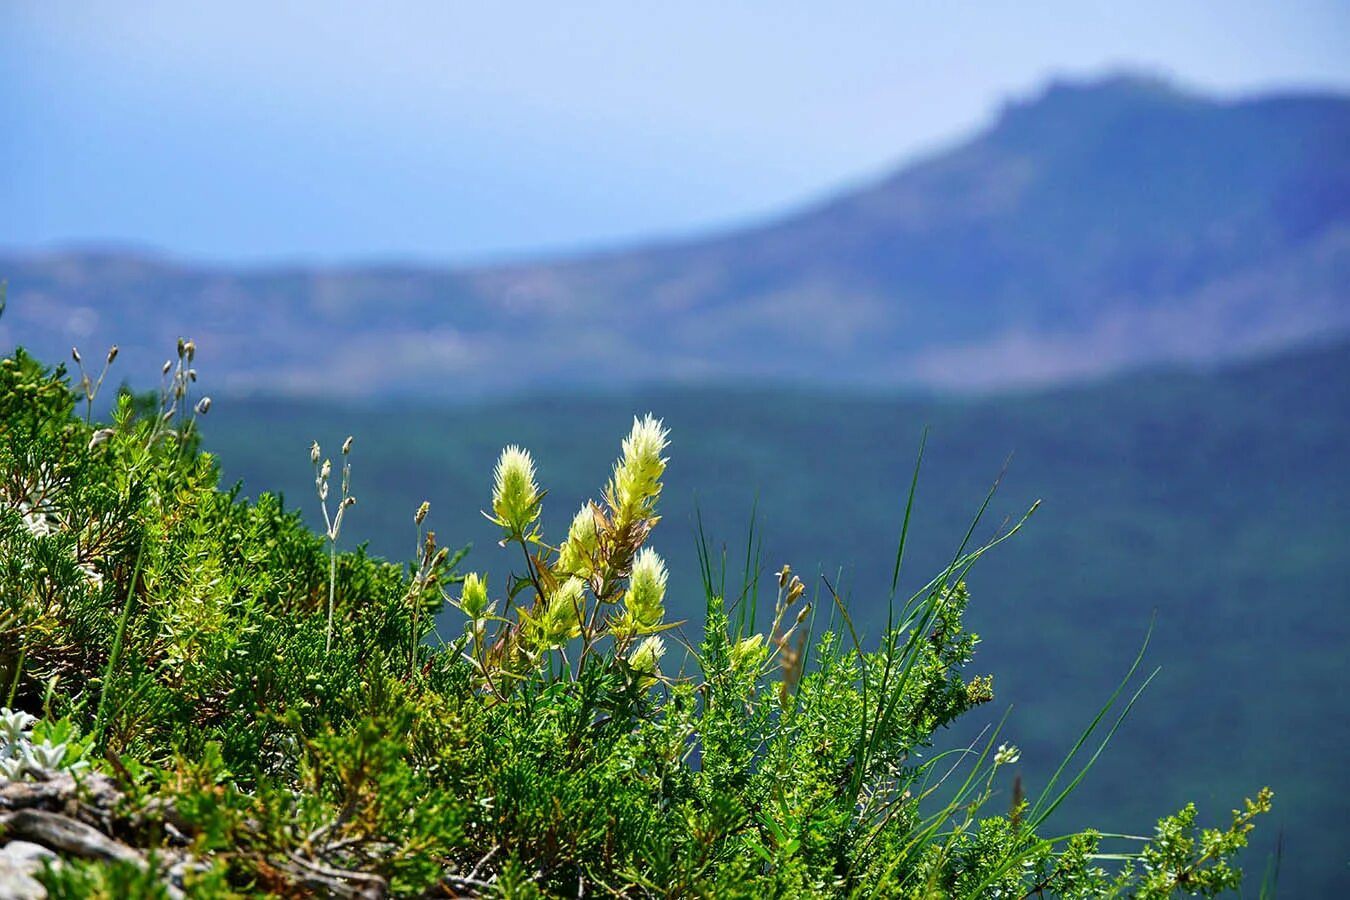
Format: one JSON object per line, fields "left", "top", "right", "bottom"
{"left": 3, "top": 73, "right": 1347, "bottom": 397}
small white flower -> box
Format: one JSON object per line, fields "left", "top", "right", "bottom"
{"left": 995, "top": 743, "right": 1021, "bottom": 767}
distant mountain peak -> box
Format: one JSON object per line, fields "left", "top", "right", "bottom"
{"left": 989, "top": 71, "right": 1203, "bottom": 139}
{"left": 2, "top": 77, "right": 1347, "bottom": 398}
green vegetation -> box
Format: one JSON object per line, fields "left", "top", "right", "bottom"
{"left": 0, "top": 345, "right": 1275, "bottom": 897}
{"left": 202, "top": 340, "right": 1350, "bottom": 896}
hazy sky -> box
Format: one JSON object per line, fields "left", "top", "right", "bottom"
{"left": 4, "top": 2, "right": 1348, "bottom": 265}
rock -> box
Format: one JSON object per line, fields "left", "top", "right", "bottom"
{"left": 0, "top": 843, "right": 59, "bottom": 900}
{"left": 1, "top": 841, "right": 57, "bottom": 863}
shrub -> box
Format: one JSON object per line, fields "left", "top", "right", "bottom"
{"left": 0, "top": 345, "right": 1270, "bottom": 898}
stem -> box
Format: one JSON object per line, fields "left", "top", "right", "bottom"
{"left": 94, "top": 537, "right": 147, "bottom": 751}
{"left": 6, "top": 644, "right": 26, "bottom": 708}
{"left": 325, "top": 540, "right": 336, "bottom": 655}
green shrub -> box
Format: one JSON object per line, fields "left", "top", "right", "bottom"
{"left": 0, "top": 345, "right": 1270, "bottom": 898}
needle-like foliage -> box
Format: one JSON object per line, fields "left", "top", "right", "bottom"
{"left": 0, "top": 345, "right": 1271, "bottom": 898}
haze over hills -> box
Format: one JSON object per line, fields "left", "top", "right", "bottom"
{"left": 3, "top": 73, "right": 1348, "bottom": 396}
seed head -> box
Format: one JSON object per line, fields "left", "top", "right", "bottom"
{"left": 310, "top": 441, "right": 321, "bottom": 465}
{"left": 194, "top": 396, "right": 212, "bottom": 415}
{"left": 342, "top": 435, "right": 353, "bottom": 455}
{"left": 415, "top": 501, "right": 430, "bottom": 525}
{"left": 71, "top": 346, "right": 82, "bottom": 364}
{"left": 106, "top": 345, "right": 118, "bottom": 364}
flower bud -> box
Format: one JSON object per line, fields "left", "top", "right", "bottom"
{"left": 461, "top": 572, "right": 489, "bottom": 619}
{"left": 106, "top": 345, "right": 119, "bottom": 364}
{"left": 310, "top": 441, "right": 321, "bottom": 465}
{"left": 628, "top": 635, "right": 665, "bottom": 675}
{"left": 730, "top": 633, "right": 768, "bottom": 673}
{"left": 626, "top": 547, "right": 668, "bottom": 630}
{"left": 558, "top": 503, "right": 599, "bottom": 576}
{"left": 415, "top": 501, "right": 430, "bottom": 525}
{"left": 342, "top": 435, "right": 353, "bottom": 455}
{"left": 490, "top": 445, "right": 541, "bottom": 536}
{"left": 541, "top": 576, "right": 586, "bottom": 645}
{"left": 608, "top": 414, "right": 669, "bottom": 524}
{"left": 71, "top": 346, "right": 82, "bottom": 364}
{"left": 194, "top": 396, "right": 212, "bottom": 415}
{"left": 162, "top": 360, "right": 173, "bottom": 376}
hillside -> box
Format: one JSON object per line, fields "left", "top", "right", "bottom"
{"left": 201, "top": 340, "right": 1350, "bottom": 895}
{"left": 4, "top": 74, "right": 1348, "bottom": 398}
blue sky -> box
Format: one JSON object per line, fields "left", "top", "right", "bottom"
{"left": 4, "top": 2, "right": 1348, "bottom": 265}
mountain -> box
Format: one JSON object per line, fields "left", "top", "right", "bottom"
{"left": 199, "top": 339, "right": 1350, "bottom": 895}
{"left": 3, "top": 74, "right": 1348, "bottom": 397}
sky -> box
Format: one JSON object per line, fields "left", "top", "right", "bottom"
{"left": 3, "top": 2, "right": 1348, "bottom": 266}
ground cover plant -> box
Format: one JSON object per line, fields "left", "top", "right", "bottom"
{"left": 0, "top": 340, "right": 1272, "bottom": 898}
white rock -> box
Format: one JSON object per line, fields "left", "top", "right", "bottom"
{"left": 0, "top": 856, "right": 50, "bottom": 900}
{"left": 1, "top": 841, "right": 57, "bottom": 863}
